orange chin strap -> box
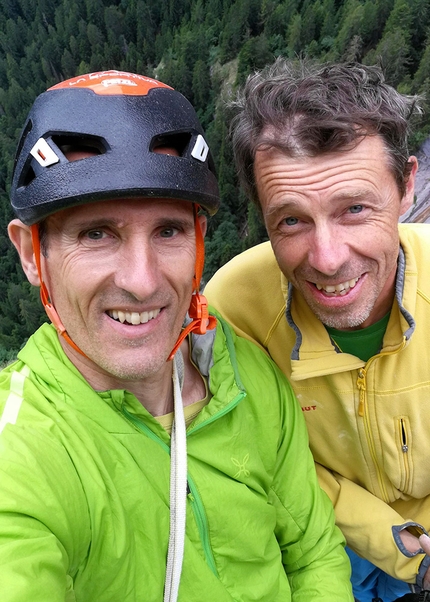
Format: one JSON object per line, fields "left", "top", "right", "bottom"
{"left": 30, "top": 224, "right": 87, "bottom": 356}
{"left": 31, "top": 205, "right": 216, "bottom": 363}
{"left": 167, "top": 205, "right": 216, "bottom": 360}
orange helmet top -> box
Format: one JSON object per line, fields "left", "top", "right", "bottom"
{"left": 48, "top": 70, "right": 172, "bottom": 96}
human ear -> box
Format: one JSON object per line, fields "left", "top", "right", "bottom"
{"left": 400, "top": 156, "right": 419, "bottom": 216}
{"left": 197, "top": 214, "right": 207, "bottom": 237}
{"left": 8, "top": 219, "right": 40, "bottom": 286}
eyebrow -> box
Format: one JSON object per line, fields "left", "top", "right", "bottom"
{"left": 62, "top": 214, "right": 195, "bottom": 233}
{"left": 264, "top": 189, "right": 376, "bottom": 219}
{"left": 61, "top": 217, "right": 122, "bottom": 232}
{"left": 331, "top": 189, "right": 376, "bottom": 202}
{"left": 264, "top": 200, "right": 300, "bottom": 218}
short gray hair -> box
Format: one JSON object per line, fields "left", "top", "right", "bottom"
{"left": 231, "top": 58, "right": 422, "bottom": 206}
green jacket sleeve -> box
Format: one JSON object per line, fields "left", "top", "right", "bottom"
{"left": 0, "top": 422, "right": 90, "bottom": 602}
{"left": 271, "top": 374, "right": 354, "bottom": 601}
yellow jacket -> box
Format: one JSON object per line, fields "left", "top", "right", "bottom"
{"left": 205, "top": 222, "right": 430, "bottom": 585}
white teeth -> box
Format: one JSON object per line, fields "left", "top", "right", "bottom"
{"left": 316, "top": 277, "right": 359, "bottom": 295}
{"left": 107, "top": 308, "right": 161, "bottom": 325}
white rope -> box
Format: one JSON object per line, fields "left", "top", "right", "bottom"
{"left": 164, "top": 351, "right": 187, "bottom": 602}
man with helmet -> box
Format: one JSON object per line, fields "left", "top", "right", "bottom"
{"left": 0, "top": 70, "right": 352, "bottom": 601}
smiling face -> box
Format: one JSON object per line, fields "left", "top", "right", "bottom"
{"left": 255, "top": 135, "right": 417, "bottom": 330}
{"left": 38, "top": 198, "right": 200, "bottom": 388}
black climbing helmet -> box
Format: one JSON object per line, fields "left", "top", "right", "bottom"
{"left": 10, "top": 70, "right": 220, "bottom": 225}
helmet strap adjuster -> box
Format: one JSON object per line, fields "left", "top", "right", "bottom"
{"left": 30, "top": 138, "right": 60, "bottom": 168}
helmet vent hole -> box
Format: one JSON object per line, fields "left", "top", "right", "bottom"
{"left": 51, "top": 135, "right": 107, "bottom": 159}
{"left": 20, "top": 163, "right": 36, "bottom": 187}
{"left": 13, "top": 119, "right": 33, "bottom": 177}
{"left": 151, "top": 133, "right": 192, "bottom": 157}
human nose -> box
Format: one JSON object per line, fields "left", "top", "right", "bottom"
{"left": 307, "top": 224, "right": 349, "bottom": 276}
{"left": 113, "top": 239, "right": 160, "bottom": 300}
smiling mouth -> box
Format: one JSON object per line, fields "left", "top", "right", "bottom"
{"left": 107, "top": 309, "right": 161, "bottom": 325}
{"left": 314, "top": 277, "right": 360, "bottom": 296}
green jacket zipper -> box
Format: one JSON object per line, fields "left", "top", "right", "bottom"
{"left": 187, "top": 474, "right": 218, "bottom": 576}
{"left": 120, "top": 392, "right": 245, "bottom": 577}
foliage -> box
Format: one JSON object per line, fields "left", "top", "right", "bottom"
{"left": 0, "top": 0, "right": 430, "bottom": 353}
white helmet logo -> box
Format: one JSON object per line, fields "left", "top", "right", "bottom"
{"left": 102, "top": 78, "right": 138, "bottom": 88}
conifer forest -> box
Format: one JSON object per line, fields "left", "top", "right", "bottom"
{"left": 0, "top": 0, "right": 429, "bottom": 359}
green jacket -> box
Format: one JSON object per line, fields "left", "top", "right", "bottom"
{"left": 0, "top": 314, "right": 352, "bottom": 602}
{"left": 205, "top": 223, "right": 430, "bottom": 585}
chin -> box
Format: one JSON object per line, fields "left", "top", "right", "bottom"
{"left": 87, "top": 350, "right": 166, "bottom": 380}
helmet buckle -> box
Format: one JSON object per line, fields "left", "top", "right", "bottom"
{"left": 30, "top": 138, "right": 60, "bottom": 168}
{"left": 191, "top": 135, "right": 209, "bottom": 163}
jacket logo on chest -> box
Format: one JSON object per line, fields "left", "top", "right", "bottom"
{"left": 231, "top": 453, "right": 250, "bottom": 479}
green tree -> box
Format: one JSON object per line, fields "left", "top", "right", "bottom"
{"left": 203, "top": 220, "right": 244, "bottom": 281}
{"left": 412, "top": 40, "right": 430, "bottom": 91}
{"left": 236, "top": 33, "right": 273, "bottom": 85}
{"left": 335, "top": 0, "right": 364, "bottom": 58}
{"left": 366, "top": 29, "right": 411, "bottom": 86}
{"left": 286, "top": 13, "right": 302, "bottom": 56}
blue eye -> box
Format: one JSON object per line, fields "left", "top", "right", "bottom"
{"left": 349, "top": 205, "right": 363, "bottom": 214}
{"left": 86, "top": 230, "right": 105, "bottom": 239}
{"left": 160, "top": 227, "right": 178, "bottom": 238}
{"left": 284, "top": 217, "right": 299, "bottom": 226}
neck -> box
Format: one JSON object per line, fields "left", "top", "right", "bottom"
{"left": 60, "top": 337, "right": 205, "bottom": 416}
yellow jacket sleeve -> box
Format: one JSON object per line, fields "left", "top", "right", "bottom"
{"left": 316, "top": 463, "right": 428, "bottom": 584}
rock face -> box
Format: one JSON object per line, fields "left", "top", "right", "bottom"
{"left": 401, "top": 141, "right": 430, "bottom": 223}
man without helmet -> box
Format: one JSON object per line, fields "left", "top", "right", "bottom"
{"left": 205, "top": 59, "right": 430, "bottom": 601}
{"left": 0, "top": 70, "right": 353, "bottom": 601}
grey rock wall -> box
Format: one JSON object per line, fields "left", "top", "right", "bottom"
{"left": 401, "top": 141, "right": 430, "bottom": 223}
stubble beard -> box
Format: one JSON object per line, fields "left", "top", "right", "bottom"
{"left": 293, "top": 262, "right": 383, "bottom": 331}
{"left": 303, "top": 293, "right": 377, "bottom": 330}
